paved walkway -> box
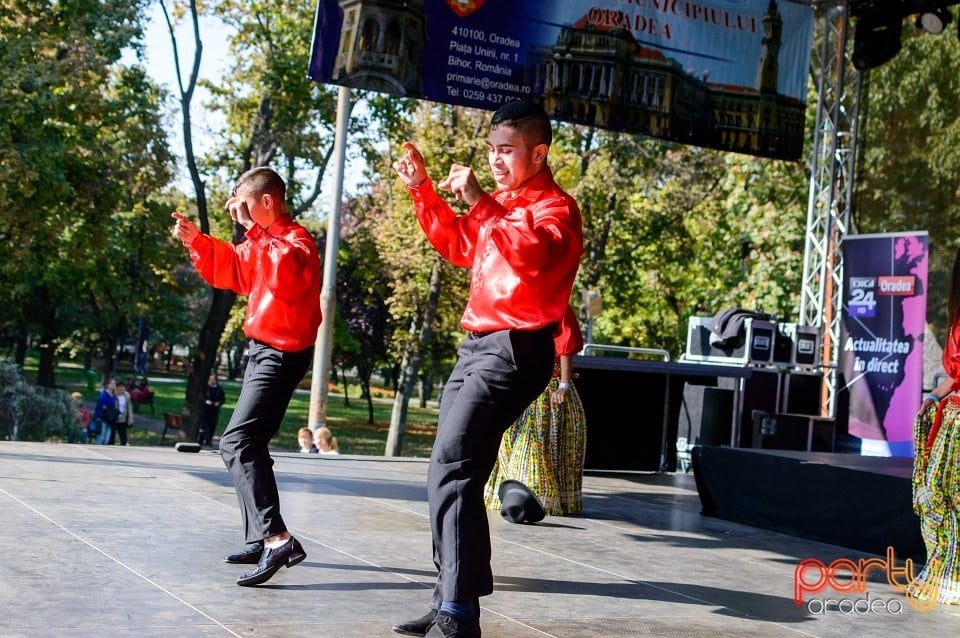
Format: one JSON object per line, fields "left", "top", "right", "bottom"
{"left": 1, "top": 441, "right": 959, "bottom": 637}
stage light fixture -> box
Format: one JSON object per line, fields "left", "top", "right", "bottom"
{"left": 917, "top": 5, "right": 952, "bottom": 34}
{"left": 852, "top": 14, "right": 903, "bottom": 71}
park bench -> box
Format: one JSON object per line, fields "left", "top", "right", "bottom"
{"left": 162, "top": 412, "right": 182, "bottom": 443}
{"left": 130, "top": 390, "right": 153, "bottom": 416}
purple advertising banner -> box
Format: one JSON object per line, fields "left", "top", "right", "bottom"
{"left": 309, "top": 0, "right": 815, "bottom": 160}
{"left": 840, "top": 232, "right": 929, "bottom": 457}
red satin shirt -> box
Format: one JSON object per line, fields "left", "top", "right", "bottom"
{"left": 555, "top": 305, "right": 584, "bottom": 357}
{"left": 411, "top": 167, "right": 583, "bottom": 333}
{"left": 187, "top": 215, "right": 322, "bottom": 353}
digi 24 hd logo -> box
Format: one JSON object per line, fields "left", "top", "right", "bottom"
{"left": 848, "top": 276, "right": 915, "bottom": 318}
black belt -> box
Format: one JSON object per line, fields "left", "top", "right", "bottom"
{"left": 250, "top": 339, "right": 313, "bottom": 356}
{"left": 470, "top": 323, "right": 557, "bottom": 339}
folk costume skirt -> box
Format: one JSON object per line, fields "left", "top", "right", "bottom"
{"left": 910, "top": 397, "right": 960, "bottom": 604}
{"left": 483, "top": 374, "right": 587, "bottom": 516}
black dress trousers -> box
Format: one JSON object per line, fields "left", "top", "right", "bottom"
{"left": 219, "top": 340, "right": 313, "bottom": 543}
{"left": 427, "top": 326, "right": 556, "bottom": 605}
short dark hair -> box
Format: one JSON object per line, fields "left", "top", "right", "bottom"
{"left": 235, "top": 166, "right": 286, "bottom": 202}
{"left": 491, "top": 101, "right": 552, "bottom": 147}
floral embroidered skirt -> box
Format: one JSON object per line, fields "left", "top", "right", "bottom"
{"left": 483, "top": 376, "right": 587, "bottom": 516}
{"left": 909, "top": 398, "right": 960, "bottom": 604}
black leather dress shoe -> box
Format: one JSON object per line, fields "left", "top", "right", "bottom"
{"left": 236, "top": 537, "right": 306, "bottom": 586}
{"left": 224, "top": 542, "right": 263, "bottom": 564}
{"left": 425, "top": 611, "right": 481, "bottom": 638}
{"left": 392, "top": 609, "right": 438, "bottom": 636}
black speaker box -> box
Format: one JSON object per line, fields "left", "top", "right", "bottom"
{"left": 715, "top": 368, "right": 780, "bottom": 448}
{"left": 679, "top": 382, "right": 736, "bottom": 448}
{"left": 772, "top": 324, "right": 793, "bottom": 364}
{"left": 752, "top": 412, "right": 835, "bottom": 452}
{"left": 780, "top": 371, "right": 822, "bottom": 416}
{"left": 700, "top": 387, "right": 734, "bottom": 446}
{"left": 776, "top": 323, "right": 820, "bottom": 367}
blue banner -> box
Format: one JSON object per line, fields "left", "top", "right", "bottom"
{"left": 309, "top": 0, "right": 815, "bottom": 160}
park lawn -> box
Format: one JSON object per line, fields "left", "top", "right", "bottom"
{"left": 36, "top": 361, "right": 439, "bottom": 458}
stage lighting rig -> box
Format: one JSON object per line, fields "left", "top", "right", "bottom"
{"left": 845, "top": 1, "right": 960, "bottom": 71}
{"left": 852, "top": 13, "right": 903, "bottom": 71}
{"left": 917, "top": 3, "right": 953, "bottom": 33}
{"left": 847, "top": 0, "right": 958, "bottom": 19}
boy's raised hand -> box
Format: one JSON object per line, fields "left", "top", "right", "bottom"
{"left": 393, "top": 142, "right": 427, "bottom": 188}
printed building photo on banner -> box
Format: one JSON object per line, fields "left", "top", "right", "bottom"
{"left": 309, "top": 0, "right": 815, "bottom": 160}
{"left": 840, "top": 232, "right": 929, "bottom": 458}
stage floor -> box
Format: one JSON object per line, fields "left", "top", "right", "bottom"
{"left": 1, "top": 441, "right": 958, "bottom": 637}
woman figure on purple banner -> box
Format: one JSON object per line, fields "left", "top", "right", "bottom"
{"left": 910, "top": 247, "right": 960, "bottom": 605}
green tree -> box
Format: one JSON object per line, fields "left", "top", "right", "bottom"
{"left": 334, "top": 201, "right": 395, "bottom": 423}
{"left": 0, "top": 0, "right": 176, "bottom": 386}
{"left": 362, "top": 102, "right": 485, "bottom": 455}
{"left": 855, "top": 28, "right": 960, "bottom": 338}
{"left": 163, "top": 0, "right": 348, "bottom": 437}
{"left": 355, "top": 101, "right": 809, "bottom": 455}
{"left": 549, "top": 126, "right": 807, "bottom": 358}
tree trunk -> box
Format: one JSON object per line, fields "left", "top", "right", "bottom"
{"left": 182, "top": 288, "right": 236, "bottom": 440}
{"left": 340, "top": 372, "right": 351, "bottom": 407}
{"left": 36, "top": 291, "right": 57, "bottom": 387}
{"left": 418, "top": 371, "right": 432, "bottom": 408}
{"left": 161, "top": 0, "right": 231, "bottom": 440}
{"left": 36, "top": 339, "right": 56, "bottom": 388}
{"left": 361, "top": 379, "right": 374, "bottom": 424}
{"left": 101, "top": 333, "right": 119, "bottom": 384}
{"left": 14, "top": 331, "right": 27, "bottom": 368}
{"left": 385, "top": 256, "right": 442, "bottom": 457}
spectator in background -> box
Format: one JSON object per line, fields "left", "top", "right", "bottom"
{"left": 71, "top": 392, "right": 91, "bottom": 443}
{"left": 130, "top": 377, "right": 153, "bottom": 412}
{"left": 314, "top": 426, "right": 339, "bottom": 455}
{"left": 93, "top": 378, "right": 118, "bottom": 445}
{"left": 298, "top": 427, "right": 318, "bottom": 454}
{"left": 199, "top": 373, "right": 226, "bottom": 447}
{"left": 135, "top": 341, "right": 150, "bottom": 377}
{"left": 111, "top": 381, "right": 134, "bottom": 446}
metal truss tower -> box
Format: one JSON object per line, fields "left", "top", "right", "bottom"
{"left": 799, "top": 1, "right": 863, "bottom": 418}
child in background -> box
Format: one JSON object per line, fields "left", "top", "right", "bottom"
{"left": 298, "top": 427, "right": 318, "bottom": 453}
{"left": 315, "top": 426, "right": 339, "bottom": 455}
{"left": 71, "top": 392, "right": 91, "bottom": 443}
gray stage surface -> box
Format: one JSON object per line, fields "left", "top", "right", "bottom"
{"left": 1, "top": 441, "right": 958, "bottom": 637}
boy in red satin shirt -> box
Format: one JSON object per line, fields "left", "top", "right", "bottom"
{"left": 172, "top": 167, "right": 321, "bottom": 587}
{"left": 392, "top": 101, "right": 582, "bottom": 638}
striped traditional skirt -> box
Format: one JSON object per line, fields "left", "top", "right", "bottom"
{"left": 483, "top": 375, "right": 586, "bottom": 516}
{"left": 909, "top": 397, "right": 960, "bottom": 604}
